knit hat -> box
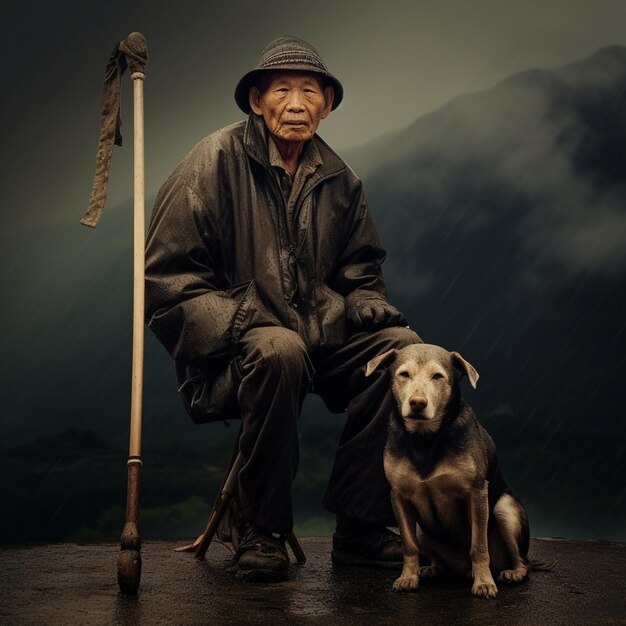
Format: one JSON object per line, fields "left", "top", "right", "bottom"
{"left": 234, "top": 36, "right": 344, "bottom": 114}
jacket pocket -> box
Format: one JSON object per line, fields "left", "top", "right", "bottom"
{"left": 230, "top": 279, "right": 282, "bottom": 346}
{"left": 315, "top": 281, "right": 349, "bottom": 350}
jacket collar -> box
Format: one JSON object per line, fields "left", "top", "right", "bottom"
{"left": 243, "top": 112, "right": 346, "bottom": 181}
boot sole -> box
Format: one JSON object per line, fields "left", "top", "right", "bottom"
{"left": 331, "top": 550, "right": 403, "bottom": 569}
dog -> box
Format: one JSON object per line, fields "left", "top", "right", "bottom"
{"left": 366, "top": 343, "right": 530, "bottom": 598}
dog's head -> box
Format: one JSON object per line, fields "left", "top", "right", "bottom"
{"left": 366, "top": 343, "right": 479, "bottom": 435}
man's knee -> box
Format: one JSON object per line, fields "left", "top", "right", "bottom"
{"left": 370, "top": 325, "right": 422, "bottom": 350}
{"left": 241, "top": 326, "right": 313, "bottom": 380}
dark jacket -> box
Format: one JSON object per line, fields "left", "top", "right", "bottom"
{"left": 145, "top": 113, "right": 392, "bottom": 415}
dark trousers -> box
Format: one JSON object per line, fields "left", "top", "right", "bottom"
{"left": 233, "top": 325, "right": 421, "bottom": 534}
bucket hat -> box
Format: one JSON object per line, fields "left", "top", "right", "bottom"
{"left": 234, "top": 36, "right": 343, "bottom": 114}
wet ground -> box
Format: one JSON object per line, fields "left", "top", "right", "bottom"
{"left": 2, "top": 537, "right": 624, "bottom": 625}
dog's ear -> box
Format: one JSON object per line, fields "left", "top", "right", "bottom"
{"left": 365, "top": 349, "right": 397, "bottom": 377}
{"left": 450, "top": 351, "right": 479, "bottom": 389}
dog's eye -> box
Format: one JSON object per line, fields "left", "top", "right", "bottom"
{"left": 396, "top": 370, "right": 410, "bottom": 378}
{"left": 432, "top": 372, "right": 445, "bottom": 380}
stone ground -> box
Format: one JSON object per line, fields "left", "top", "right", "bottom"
{"left": 1, "top": 537, "right": 624, "bottom": 625}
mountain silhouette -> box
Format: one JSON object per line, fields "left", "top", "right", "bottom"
{"left": 359, "top": 46, "right": 626, "bottom": 435}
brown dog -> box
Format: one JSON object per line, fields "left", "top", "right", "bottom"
{"left": 366, "top": 343, "right": 530, "bottom": 598}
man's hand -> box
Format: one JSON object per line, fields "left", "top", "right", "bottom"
{"left": 348, "top": 300, "right": 408, "bottom": 330}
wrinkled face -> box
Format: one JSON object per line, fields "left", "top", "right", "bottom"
{"left": 249, "top": 71, "right": 334, "bottom": 144}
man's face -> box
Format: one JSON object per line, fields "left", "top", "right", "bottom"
{"left": 249, "top": 72, "right": 334, "bottom": 144}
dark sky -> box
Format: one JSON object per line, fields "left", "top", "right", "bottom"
{"left": 2, "top": 0, "right": 626, "bottom": 446}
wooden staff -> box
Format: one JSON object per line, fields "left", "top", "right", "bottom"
{"left": 117, "top": 61, "right": 146, "bottom": 597}
{"left": 82, "top": 32, "right": 148, "bottom": 596}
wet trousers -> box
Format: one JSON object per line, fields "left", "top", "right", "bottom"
{"left": 230, "top": 325, "right": 421, "bottom": 534}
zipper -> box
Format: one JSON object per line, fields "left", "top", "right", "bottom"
{"left": 267, "top": 174, "right": 295, "bottom": 252}
{"left": 264, "top": 161, "right": 345, "bottom": 314}
{"left": 265, "top": 174, "right": 299, "bottom": 321}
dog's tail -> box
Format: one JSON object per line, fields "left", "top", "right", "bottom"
{"left": 530, "top": 558, "right": 557, "bottom": 572}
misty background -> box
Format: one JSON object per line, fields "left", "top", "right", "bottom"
{"left": 1, "top": 1, "right": 625, "bottom": 544}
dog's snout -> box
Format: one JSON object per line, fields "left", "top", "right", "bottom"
{"left": 409, "top": 395, "right": 428, "bottom": 411}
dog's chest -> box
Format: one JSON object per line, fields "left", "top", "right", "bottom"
{"left": 385, "top": 453, "right": 477, "bottom": 524}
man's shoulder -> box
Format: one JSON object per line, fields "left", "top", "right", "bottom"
{"left": 169, "top": 120, "right": 247, "bottom": 183}
{"left": 200, "top": 120, "right": 247, "bottom": 150}
{"left": 184, "top": 120, "right": 246, "bottom": 163}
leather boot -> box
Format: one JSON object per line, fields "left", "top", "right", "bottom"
{"left": 332, "top": 515, "right": 403, "bottom": 568}
{"left": 232, "top": 522, "right": 290, "bottom": 582}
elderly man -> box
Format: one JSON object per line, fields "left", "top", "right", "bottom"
{"left": 145, "top": 36, "right": 421, "bottom": 581}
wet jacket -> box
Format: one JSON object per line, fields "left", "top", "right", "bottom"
{"left": 145, "top": 113, "right": 392, "bottom": 411}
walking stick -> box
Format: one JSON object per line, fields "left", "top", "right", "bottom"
{"left": 81, "top": 32, "right": 148, "bottom": 596}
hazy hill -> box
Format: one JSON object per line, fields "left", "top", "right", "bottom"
{"left": 360, "top": 46, "right": 626, "bottom": 435}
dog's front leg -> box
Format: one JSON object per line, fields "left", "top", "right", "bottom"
{"left": 391, "top": 491, "right": 420, "bottom": 592}
{"left": 468, "top": 480, "right": 498, "bottom": 598}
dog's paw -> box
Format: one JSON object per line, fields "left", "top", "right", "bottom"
{"left": 392, "top": 575, "right": 419, "bottom": 592}
{"left": 498, "top": 567, "right": 528, "bottom": 584}
{"left": 471, "top": 577, "right": 498, "bottom": 598}
{"left": 419, "top": 564, "right": 443, "bottom": 579}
